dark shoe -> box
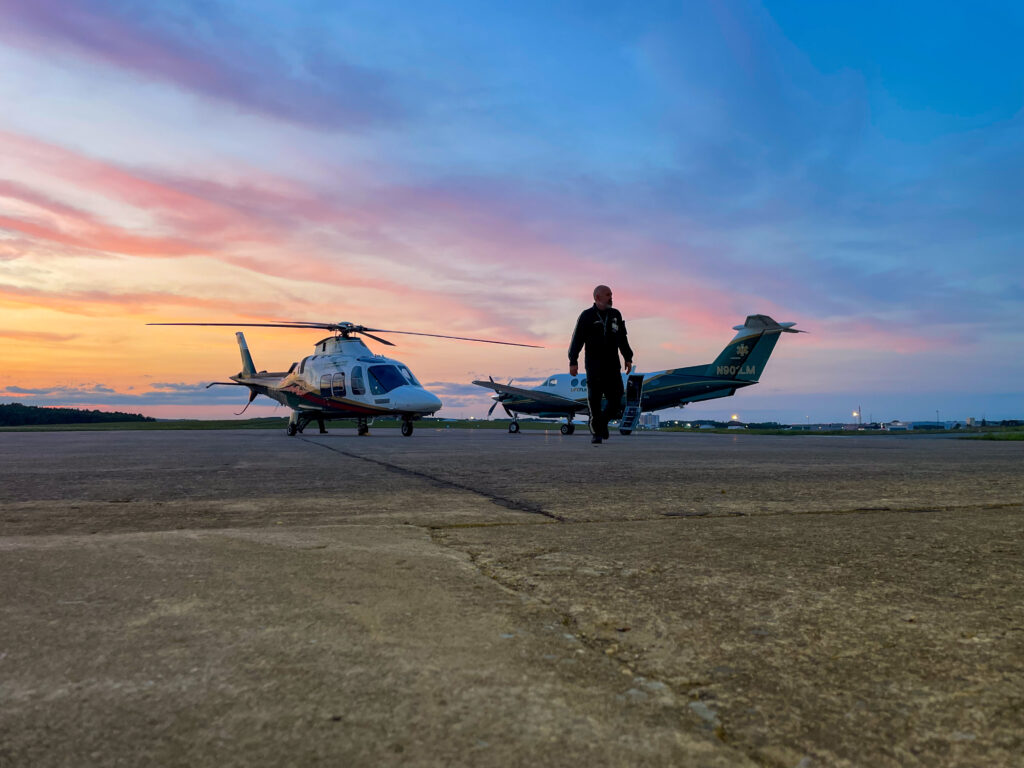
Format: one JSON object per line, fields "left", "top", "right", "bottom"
{"left": 591, "top": 435, "right": 602, "bottom": 444}
{"left": 601, "top": 425, "right": 610, "bottom": 440}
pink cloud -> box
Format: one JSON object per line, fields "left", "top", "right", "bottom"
{"left": 0, "top": 0, "right": 403, "bottom": 130}
{"left": 0, "top": 329, "right": 79, "bottom": 342}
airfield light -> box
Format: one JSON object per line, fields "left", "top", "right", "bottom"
{"left": 731, "top": 414, "right": 738, "bottom": 421}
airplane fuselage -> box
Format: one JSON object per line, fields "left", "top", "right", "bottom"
{"left": 498, "top": 367, "right": 754, "bottom": 419}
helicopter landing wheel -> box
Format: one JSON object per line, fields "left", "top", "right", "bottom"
{"left": 401, "top": 421, "right": 414, "bottom": 437}
{"left": 286, "top": 423, "right": 298, "bottom": 436}
{"left": 508, "top": 421, "right": 520, "bottom": 434}
{"left": 560, "top": 423, "right": 575, "bottom": 435}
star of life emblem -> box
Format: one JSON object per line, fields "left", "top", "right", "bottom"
{"left": 735, "top": 343, "right": 749, "bottom": 356}
{"left": 611, "top": 320, "right": 619, "bottom": 333}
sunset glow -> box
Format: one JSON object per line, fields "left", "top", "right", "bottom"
{"left": 2, "top": 1, "right": 1022, "bottom": 422}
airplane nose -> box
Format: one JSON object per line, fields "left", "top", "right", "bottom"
{"left": 393, "top": 386, "right": 442, "bottom": 414}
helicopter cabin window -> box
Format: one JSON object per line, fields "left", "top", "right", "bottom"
{"left": 367, "top": 365, "right": 407, "bottom": 395}
{"left": 398, "top": 366, "right": 420, "bottom": 386}
{"left": 351, "top": 366, "right": 366, "bottom": 395}
{"left": 332, "top": 372, "right": 346, "bottom": 397}
{"left": 320, "top": 374, "right": 332, "bottom": 396}
{"left": 545, "top": 377, "right": 559, "bottom": 387}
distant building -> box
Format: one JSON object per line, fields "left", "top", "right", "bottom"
{"left": 639, "top": 413, "right": 660, "bottom": 429}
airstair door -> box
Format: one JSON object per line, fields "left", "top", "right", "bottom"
{"left": 618, "top": 374, "right": 645, "bottom": 434}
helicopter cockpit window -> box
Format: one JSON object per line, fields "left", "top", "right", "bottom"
{"left": 320, "top": 374, "right": 332, "bottom": 396}
{"left": 332, "top": 372, "right": 346, "bottom": 397}
{"left": 398, "top": 366, "right": 420, "bottom": 386}
{"left": 351, "top": 366, "right": 366, "bottom": 395}
{"left": 299, "top": 356, "right": 310, "bottom": 375}
{"left": 368, "top": 365, "right": 407, "bottom": 395}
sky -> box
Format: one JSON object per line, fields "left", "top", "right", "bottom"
{"left": 1, "top": 0, "right": 1022, "bottom": 424}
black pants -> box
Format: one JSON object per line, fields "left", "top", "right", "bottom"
{"left": 586, "top": 368, "right": 624, "bottom": 435}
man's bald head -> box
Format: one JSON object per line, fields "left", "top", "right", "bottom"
{"left": 593, "top": 285, "right": 613, "bottom": 310}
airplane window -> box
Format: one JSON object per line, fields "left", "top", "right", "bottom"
{"left": 399, "top": 366, "right": 420, "bottom": 386}
{"left": 351, "top": 366, "right": 366, "bottom": 395}
{"left": 368, "top": 365, "right": 407, "bottom": 394}
{"left": 320, "top": 374, "right": 332, "bottom": 396}
{"left": 332, "top": 372, "right": 346, "bottom": 397}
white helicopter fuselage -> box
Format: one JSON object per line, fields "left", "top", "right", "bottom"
{"left": 232, "top": 333, "right": 441, "bottom": 422}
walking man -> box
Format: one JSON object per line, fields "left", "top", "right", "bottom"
{"left": 569, "top": 285, "right": 634, "bottom": 444}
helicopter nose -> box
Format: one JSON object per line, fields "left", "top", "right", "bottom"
{"left": 392, "top": 385, "right": 442, "bottom": 414}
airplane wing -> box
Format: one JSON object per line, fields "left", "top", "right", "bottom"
{"left": 472, "top": 380, "right": 587, "bottom": 412}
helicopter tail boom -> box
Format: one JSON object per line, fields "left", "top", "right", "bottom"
{"left": 236, "top": 332, "right": 257, "bottom": 377}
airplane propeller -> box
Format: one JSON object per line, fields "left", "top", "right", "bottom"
{"left": 147, "top": 320, "right": 542, "bottom": 348}
{"left": 486, "top": 376, "right": 515, "bottom": 418}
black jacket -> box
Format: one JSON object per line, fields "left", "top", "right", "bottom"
{"left": 568, "top": 305, "right": 633, "bottom": 372}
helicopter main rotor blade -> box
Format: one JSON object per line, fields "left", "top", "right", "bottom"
{"left": 358, "top": 331, "right": 395, "bottom": 346}
{"left": 147, "top": 322, "right": 338, "bottom": 329}
{"left": 149, "top": 321, "right": 542, "bottom": 347}
{"left": 361, "top": 328, "right": 542, "bottom": 348}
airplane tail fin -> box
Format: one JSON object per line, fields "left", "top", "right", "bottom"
{"left": 707, "top": 315, "right": 802, "bottom": 382}
{"left": 236, "top": 332, "right": 257, "bottom": 377}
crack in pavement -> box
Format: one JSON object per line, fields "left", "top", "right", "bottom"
{"left": 300, "top": 437, "right": 568, "bottom": 522}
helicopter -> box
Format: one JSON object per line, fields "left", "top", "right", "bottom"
{"left": 148, "top": 320, "right": 541, "bottom": 436}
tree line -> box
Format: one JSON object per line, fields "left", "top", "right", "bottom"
{"left": 0, "top": 403, "right": 154, "bottom": 426}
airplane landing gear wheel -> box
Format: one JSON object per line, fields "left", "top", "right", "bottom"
{"left": 286, "top": 423, "right": 298, "bottom": 436}
{"left": 508, "top": 422, "right": 520, "bottom": 434}
{"left": 560, "top": 423, "right": 575, "bottom": 435}
{"left": 401, "top": 421, "right": 414, "bottom": 437}
{"left": 619, "top": 428, "right": 632, "bottom": 436}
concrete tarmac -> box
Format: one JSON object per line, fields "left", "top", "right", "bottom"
{"left": 1, "top": 428, "right": 1021, "bottom": 767}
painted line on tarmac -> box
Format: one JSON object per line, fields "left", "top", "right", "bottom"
{"left": 299, "top": 438, "right": 568, "bottom": 523}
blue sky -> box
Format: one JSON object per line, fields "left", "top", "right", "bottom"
{"left": 1, "top": 0, "right": 1021, "bottom": 422}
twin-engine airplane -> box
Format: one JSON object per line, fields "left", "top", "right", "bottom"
{"left": 473, "top": 314, "right": 803, "bottom": 435}
{"left": 148, "top": 320, "right": 539, "bottom": 436}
